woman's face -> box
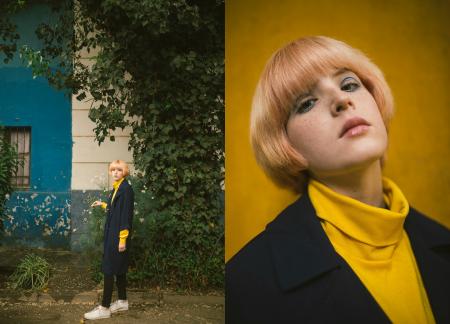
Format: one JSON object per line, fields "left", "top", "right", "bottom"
{"left": 110, "top": 166, "right": 125, "bottom": 181}
{"left": 286, "top": 69, "right": 388, "bottom": 178}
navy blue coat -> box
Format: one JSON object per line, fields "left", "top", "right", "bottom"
{"left": 226, "top": 192, "right": 450, "bottom": 324}
{"left": 102, "top": 179, "right": 134, "bottom": 275}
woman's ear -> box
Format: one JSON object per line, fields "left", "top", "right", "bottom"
{"left": 302, "top": 158, "right": 310, "bottom": 169}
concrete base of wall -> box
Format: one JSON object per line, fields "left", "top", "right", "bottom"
{"left": 1, "top": 190, "right": 110, "bottom": 251}
{"left": 2, "top": 191, "right": 71, "bottom": 249}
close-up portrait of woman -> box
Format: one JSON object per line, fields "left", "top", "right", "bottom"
{"left": 225, "top": 1, "right": 450, "bottom": 323}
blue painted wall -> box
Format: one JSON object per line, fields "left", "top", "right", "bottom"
{"left": 0, "top": 4, "right": 72, "bottom": 247}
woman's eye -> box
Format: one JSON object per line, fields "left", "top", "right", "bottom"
{"left": 295, "top": 98, "right": 317, "bottom": 113}
{"left": 341, "top": 78, "right": 360, "bottom": 92}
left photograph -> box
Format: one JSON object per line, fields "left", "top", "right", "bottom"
{"left": 0, "top": 1, "right": 224, "bottom": 322}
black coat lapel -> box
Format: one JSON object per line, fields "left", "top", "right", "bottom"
{"left": 266, "top": 193, "right": 340, "bottom": 291}
{"left": 107, "top": 188, "right": 114, "bottom": 206}
{"left": 266, "top": 193, "right": 391, "bottom": 323}
{"left": 111, "top": 180, "right": 127, "bottom": 207}
{"left": 405, "top": 209, "right": 450, "bottom": 324}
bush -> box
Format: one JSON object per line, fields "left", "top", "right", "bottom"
{"left": 77, "top": 191, "right": 108, "bottom": 283}
{"left": 81, "top": 175, "right": 224, "bottom": 290}
{"left": 129, "top": 175, "right": 224, "bottom": 290}
{"left": 0, "top": 126, "right": 20, "bottom": 232}
{"left": 9, "top": 253, "right": 51, "bottom": 291}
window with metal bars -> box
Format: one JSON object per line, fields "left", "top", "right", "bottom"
{"left": 6, "top": 127, "right": 31, "bottom": 189}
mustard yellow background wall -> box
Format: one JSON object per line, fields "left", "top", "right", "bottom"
{"left": 225, "top": 0, "right": 450, "bottom": 261}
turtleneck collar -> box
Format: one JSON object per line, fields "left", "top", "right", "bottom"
{"left": 308, "top": 177, "right": 409, "bottom": 248}
{"left": 113, "top": 177, "right": 125, "bottom": 190}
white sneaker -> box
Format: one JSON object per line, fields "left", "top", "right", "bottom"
{"left": 84, "top": 305, "right": 111, "bottom": 320}
{"left": 109, "top": 299, "right": 129, "bottom": 313}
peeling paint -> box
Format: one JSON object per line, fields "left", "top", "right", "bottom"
{"left": 0, "top": 4, "right": 72, "bottom": 248}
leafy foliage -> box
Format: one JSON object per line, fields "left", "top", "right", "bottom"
{"left": 0, "top": 0, "right": 24, "bottom": 63}
{"left": 129, "top": 175, "right": 223, "bottom": 289}
{"left": 1, "top": 0, "right": 224, "bottom": 289}
{"left": 76, "top": 190, "right": 108, "bottom": 283}
{"left": 0, "top": 127, "right": 21, "bottom": 231}
{"left": 8, "top": 253, "right": 51, "bottom": 291}
{"left": 81, "top": 176, "right": 223, "bottom": 289}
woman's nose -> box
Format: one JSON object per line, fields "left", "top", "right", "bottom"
{"left": 331, "top": 92, "right": 353, "bottom": 116}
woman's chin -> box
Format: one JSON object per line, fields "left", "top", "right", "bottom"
{"left": 312, "top": 154, "right": 384, "bottom": 178}
{"left": 340, "top": 141, "right": 386, "bottom": 166}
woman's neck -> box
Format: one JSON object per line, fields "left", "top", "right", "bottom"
{"left": 311, "top": 161, "right": 384, "bottom": 208}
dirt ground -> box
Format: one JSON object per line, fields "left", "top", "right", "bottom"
{"left": 0, "top": 302, "right": 224, "bottom": 323}
{"left": 0, "top": 247, "right": 224, "bottom": 323}
{"left": 0, "top": 247, "right": 98, "bottom": 300}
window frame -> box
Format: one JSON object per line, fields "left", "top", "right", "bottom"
{"left": 6, "top": 126, "right": 32, "bottom": 190}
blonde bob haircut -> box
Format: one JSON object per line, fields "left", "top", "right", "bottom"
{"left": 109, "top": 160, "right": 130, "bottom": 177}
{"left": 250, "top": 36, "right": 394, "bottom": 193}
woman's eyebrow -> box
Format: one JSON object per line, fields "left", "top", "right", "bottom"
{"left": 295, "top": 68, "right": 352, "bottom": 103}
{"left": 332, "top": 68, "right": 350, "bottom": 78}
{"left": 295, "top": 91, "right": 312, "bottom": 103}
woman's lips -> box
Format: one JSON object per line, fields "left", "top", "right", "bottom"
{"left": 340, "top": 117, "right": 370, "bottom": 138}
{"left": 341, "top": 124, "right": 370, "bottom": 138}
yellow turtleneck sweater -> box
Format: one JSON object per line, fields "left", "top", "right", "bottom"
{"left": 308, "top": 177, "right": 435, "bottom": 324}
{"left": 101, "top": 178, "right": 129, "bottom": 245}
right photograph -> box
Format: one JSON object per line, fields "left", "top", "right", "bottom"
{"left": 225, "top": 1, "right": 450, "bottom": 323}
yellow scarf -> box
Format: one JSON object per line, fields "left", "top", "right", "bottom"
{"left": 308, "top": 177, "right": 435, "bottom": 324}
{"left": 111, "top": 178, "right": 125, "bottom": 203}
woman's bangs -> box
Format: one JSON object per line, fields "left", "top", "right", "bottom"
{"left": 276, "top": 47, "right": 349, "bottom": 115}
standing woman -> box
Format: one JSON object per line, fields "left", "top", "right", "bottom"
{"left": 84, "top": 159, "right": 135, "bottom": 320}
{"left": 226, "top": 36, "right": 450, "bottom": 323}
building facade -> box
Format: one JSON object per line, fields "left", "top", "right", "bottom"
{"left": 0, "top": 3, "right": 133, "bottom": 249}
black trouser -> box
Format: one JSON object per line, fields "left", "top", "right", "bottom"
{"left": 101, "top": 273, "right": 127, "bottom": 307}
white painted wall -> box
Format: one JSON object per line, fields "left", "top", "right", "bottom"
{"left": 71, "top": 94, "right": 134, "bottom": 190}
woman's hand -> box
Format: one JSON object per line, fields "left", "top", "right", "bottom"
{"left": 118, "top": 243, "right": 126, "bottom": 252}
{"left": 91, "top": 200, "right": 103, "bottom": 207}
